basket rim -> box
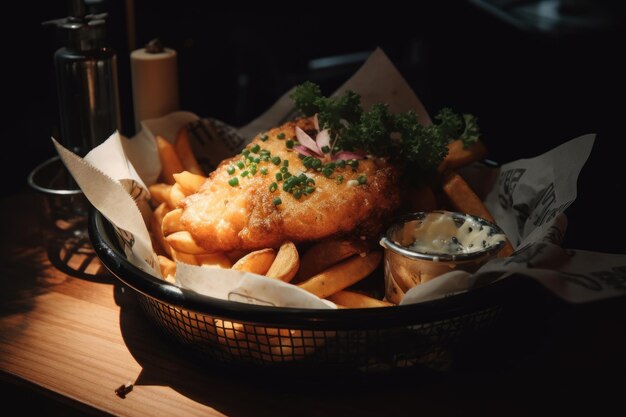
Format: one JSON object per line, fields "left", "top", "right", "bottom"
{"left": 88, "top": 207, "right": 519, "bottom": 329}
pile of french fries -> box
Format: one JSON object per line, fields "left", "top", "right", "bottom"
{"left": 147, "top": 126, "right": 512, "bottom": 310}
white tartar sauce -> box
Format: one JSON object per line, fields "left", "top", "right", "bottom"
{"left": 397, "top": 212, "right": 505, "bottom": 255}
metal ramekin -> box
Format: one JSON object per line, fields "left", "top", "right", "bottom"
{"left": 379, "top": 211, "right": 506, "bottom": 304}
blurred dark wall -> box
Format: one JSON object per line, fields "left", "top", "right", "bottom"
{"left": 5, "top": 1, "right": 624, "bottom": 252}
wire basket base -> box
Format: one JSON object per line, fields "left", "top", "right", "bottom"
{"left": 137, "top": 293, "right": 502, "bottom": 374}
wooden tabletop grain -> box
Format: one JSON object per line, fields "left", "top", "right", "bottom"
{"left": 1, "top": 192, "right": 624, "bottom": 416}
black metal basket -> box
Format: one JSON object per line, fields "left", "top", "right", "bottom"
{"left": 89, "top": 208, "right": 526, "bottom": 374}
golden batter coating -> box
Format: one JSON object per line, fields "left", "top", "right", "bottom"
{"left": 179, "top": 117, "right": 401, "bottom": 252}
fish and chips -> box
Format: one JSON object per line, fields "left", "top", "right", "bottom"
{"left": 147, "top": 82, "right": 510, "bottom": 308}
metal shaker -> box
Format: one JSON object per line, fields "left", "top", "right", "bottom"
{"left": 45, "top": 0, "right": 121, "bottom": 156}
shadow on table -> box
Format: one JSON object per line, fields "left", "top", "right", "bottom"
{"left": 45, "top": 223, "right": 113, "bottom": 284}
{"left": 112, "top": 277, "right": 625, "bottom": 416}
{"left": 0, "top": 192, "right": 113, "bottom": 318}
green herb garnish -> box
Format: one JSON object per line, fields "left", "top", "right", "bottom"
{"left": 290, "top": 81, "right": 481, "bottom": 183}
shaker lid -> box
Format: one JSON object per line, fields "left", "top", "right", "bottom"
{"left": 43, "top": 0, "right": 108, "bottom": 50}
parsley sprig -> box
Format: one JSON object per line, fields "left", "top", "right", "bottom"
{"left": 290, "top": 81, "right": 480, "bottom": 182}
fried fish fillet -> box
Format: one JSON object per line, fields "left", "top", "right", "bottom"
{"left": 179, "top": 117, "right": 401, "bottom": 252}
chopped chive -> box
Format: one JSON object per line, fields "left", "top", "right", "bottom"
{"left": 242, "top": 149, "right": 250, "bottom": 157}
{"left": 226, "top": 166, "right": 235, "bottom": 175}
{"left": 280, "top": 166, "right": 288, "bottom": 174}
{"left": 271, "top": 156, "right": 281, "bottom": 165}
{"left": 321, "top": 145, "right": 330, "bottom": 153}
{"left": 249, "top": 165, "right": 257, "bottom": 175}
{"left": 228, "top": 177, "right": 239, "bottom": 187}
{"left": 260, "top": 167, "right": 268, "bottom": 175}
{"left": 260, "top": 149, "right": 271, "bottom": 156}
{"left": 337, "top": 175, "right": 344, "bottom": 184}
{"left": 283, "top": 172, "right": 292, "bottom": 179}
{"left": 269, "top": 182, "right": 278, "bottom": 192}
{"left": 273, "top": 197, "right": 282, "bottom": 206}
{"left": 325, "top": 162, "right": 336, "bottom": 169}
{"left": 241, "top": 170, "right": 249, "bottom": 177}
{"left": 312, "top": 158, "right": 322, "bottom": 169}
{"left": 260, "top": 134, "right": 269, "bottom": 142}
{"left": 250, "top": 144, "right": 260, "bottom": 153}
{"left": 247, "top": 156, "right": 254, "bottom": 163}
{"left": 237, "top": 161, "right": 245, "bottom": 169}
{"left": 294, "top": 189, "right": 302, "bottom": 199}
{"left": 298, "top": 173, "right": 307, "bottom": 182}
{"left": 283, "top": 160, "right": 289, "bottom": 167}
{"left": 275, "top": 172, "right": 283, "bottom": 181}
{"left": 286, "top": 139, "right": 294, "bottom": 149}
{"left": 253, "top": 157, "right": 261, "bottom": 163}
{"left": 337, "top": 160, "right": 346, "bottom": 168}
{"left": 323, "top": 167, "right": 333, "bottom": 177}
{"left": 305, "top": 186, "right": 315, "bottom": 194}
{"left": 358, "top": 174, "right": 367, "bottom": 184}
{"left": 277, "top": 132, "right": 286, "bottom": 139}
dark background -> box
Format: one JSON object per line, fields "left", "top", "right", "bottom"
{"left": 3, "top": 0, "right": 625, "bottom": 253}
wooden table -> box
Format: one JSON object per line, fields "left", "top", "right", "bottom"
{"left": 1, "top": 192, "right": 625, "bottom": 416}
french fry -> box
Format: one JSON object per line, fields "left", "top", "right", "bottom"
{"left": 438, "top": 139, "right": 488, "bottom": 174}
{"left": 150, "top": 203, "right": 172, "bottom": 257}
{"left": 161, "top": 208, "right": 184, "bottom": 236}
{"left": 265, "top": 241, "right": 299, "bottom": 282}
{"left": 327, "top": 291, "right": 393, "bottom": 308}
{"left": 213, "top": 319, "right": 247, "bottom": 346}
{"left": 148, "top": 183, "right": 172, "bottom": 207}
{"left": 171, "top": 248, "right": 198, "bottom": 266}
{"left": 247, "top": 327, "right": 324, "bottom": 362}
{"left": 158, "top": 255, "right": 176, "bottom": 278}
{"left": 298, "top": 251, "right": 382, "bottom": 299}
{"left": 165, "top": 231, "right": 207, "bottom": 254}
{"left": 169, "top": 183, "right": 187, "bottom": 207}
{"left": 441, "top": 171, "right": 496, "bottom": 223}
{"left": 296, "top": 239, "right": 367, "bottom": 282}
{"left": 441, "top": 171, "right": 514, "bottom": 258}
{"left": 197, "top": 253, "right": 232, "bottom": 269}
{"left": 174, "top": 126, "right": 204, "bottom": 175}
{"left": 156, "top": 135, "right": 185, "bottom": 185}
{"left": 173, "top": 171, "right": 206, "bottom": 195}
{"left": 232, "top": 248, "right": 276, "bottom": 275}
